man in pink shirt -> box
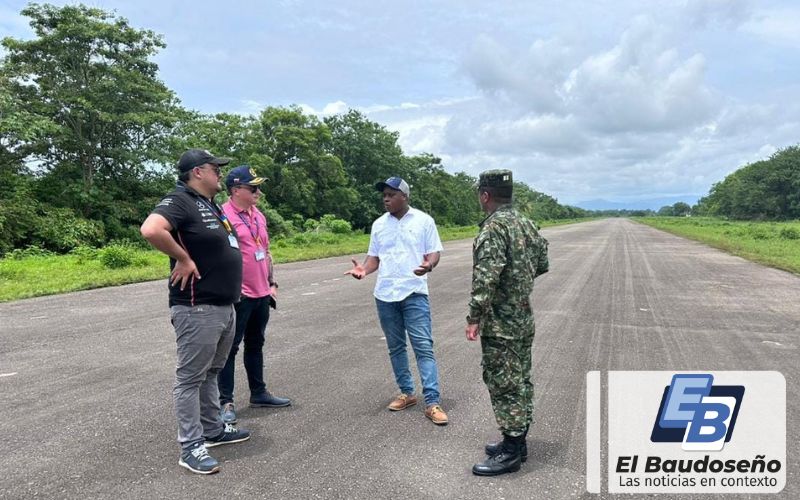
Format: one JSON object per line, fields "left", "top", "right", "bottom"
{"left": 218, "top": 165, "right": 291, "bottom": 424}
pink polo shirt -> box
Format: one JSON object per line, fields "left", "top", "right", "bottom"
{"left": 222, "top": 200, "right": 272, "bottom": 299}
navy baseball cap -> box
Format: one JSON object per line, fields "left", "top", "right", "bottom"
{"left": 177, "top": 148, "right": 230, "bottom": 172}
{"left": 375, "top": 177, "right": 410, "bottom": 196}
{"left": 225, "top": 165, "right": 266, "bottom": 188}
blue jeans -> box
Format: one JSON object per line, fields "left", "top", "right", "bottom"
{"left": 218, "top": 296, "right": 269, "bottom": 404}
{"left": 375, "top": 293, "right": 441, "bottom": 406}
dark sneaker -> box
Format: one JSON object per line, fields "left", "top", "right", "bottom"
{"left": 250, "top": 391, "right": 291, "bottom": 408}
{"left": 220, "top": 402, "right": 237, "bottom": 424}
{"left": 205, "top": 423, "right": 251, "bottom": 448}
{"left": 178, "top": 442, "right": 220, "bottom": 475}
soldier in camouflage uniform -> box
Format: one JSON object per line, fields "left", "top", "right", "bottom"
{"left": 465, "top": 169, "right": 549, "bottom": 476}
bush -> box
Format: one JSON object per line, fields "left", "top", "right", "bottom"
{"left": 98, "top": 243, "right": 140, "bottom": 269}
{"left": 70, "top": 245, "right": 99, "bottom": 263}
{"left": 320, "top": 214, "right": 352, "bottom": 234}
{"left": 779, "top": 227, "right": 800, "bottom": 240}
{"left": 263, "top": 208, "right": 296, "bottom": 239}
{"left": 35, "top": 207, "right": 105, "bottom": 252}
{"left": 303, "top": 219, "right": 320, "bottom": 232}
{"left": 5, "top": 245, "right": 54, "bottom": 260}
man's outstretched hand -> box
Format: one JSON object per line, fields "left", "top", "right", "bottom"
{"left": 344, "top": 257, "right": 366, "bottom": 280}
{"left": 413, "top": 258, "right": 433, "bottom": 276}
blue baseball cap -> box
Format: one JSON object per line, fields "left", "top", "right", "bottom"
{"left": 225, "top": 165, "right": 266, "bottom": 188}
{"left": 375, "top": 176, "right": 410, "bottom": 196}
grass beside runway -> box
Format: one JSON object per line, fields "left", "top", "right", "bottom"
{"left": 634, "top": 217, "right": 800, "bottom": 275}
{"left": 0, "top": 218, "right": 588, "bottom": 302}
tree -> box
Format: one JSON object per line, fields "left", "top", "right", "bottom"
{"left": 325, "top": 110, "right": 407, "bottom": 229}
{"left": 257, "top": 106, "right": 358, "bottom": 222}
{"left": 671, "top": 202, "right": 691, "bottom": 216}
{"left": 1, "top": 3, "right": 180, "bottom": 240}
{"left": 698, "top": 145, "right": 800, "bottom": 220}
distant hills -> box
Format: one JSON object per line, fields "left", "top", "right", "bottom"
{"left": 574, "top": 196, "right": 700, "bottom": 211}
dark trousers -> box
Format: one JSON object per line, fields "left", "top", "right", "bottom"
{"left": 218, "top": 296, "right": 270, "bottom": 404}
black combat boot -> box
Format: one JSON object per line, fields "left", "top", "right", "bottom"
{"left": 485, "top": 425, "right": 528, "bottom": 462}
{"left": 472, "top": 434, "right": 524, "bottom": 476}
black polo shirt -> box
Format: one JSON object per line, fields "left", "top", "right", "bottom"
{"left": 151, "top": 182, "right": 242, "bottom": 307}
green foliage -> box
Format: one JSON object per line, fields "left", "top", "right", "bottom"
{"left": 5, "top": 244, "right": 54, "bottom": 260}
{"left": 70, "top": 245, "right": 99, "bottom": 263}
{"left": 262, "top": 207, "right": 296, "bottom": 239}
{"left": 34, "top": 206, "right": 105, "bottom": 252}
{"left": 697, "top": 145, "right": 800, "bottom": 220}
{"left": 319, "top": 214, "right": 352, "bottom": 234}
{"left": 98, "top": 243, "right": 145, "bottom": 269}
{"left": 636, "top": 217, "right": 800, "bottom": 275}
{"left": 1, "top": 2, "right": 179, "bottom": 244}
{"left": 0, "top": 3, "right": 585, "bottom": 259}
{"left": 657, "top": 202, "right": 691, "bottom": 217}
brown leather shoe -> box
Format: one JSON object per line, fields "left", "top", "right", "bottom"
{"left": 388, "top": 394, "right": 418, "bottom": 411}
{"left": 425, "top": 404, "right": 448, "bottom": 425}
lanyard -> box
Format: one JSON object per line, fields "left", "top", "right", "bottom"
{"left": 236, "top": 210, "right": 263, "bottom": 247}
{"left": 199, "top": 198, "right": 233, "bottom": 234}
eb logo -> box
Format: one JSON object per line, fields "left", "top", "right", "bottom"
{"left": 651, "top": 374, "right": 744, "bottom": 451}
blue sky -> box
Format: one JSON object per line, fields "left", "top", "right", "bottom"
{"left": 2, "top": 0, "right": 799, "bottom": 208}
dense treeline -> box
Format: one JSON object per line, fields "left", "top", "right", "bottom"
{"left": 693, "top": 146, "right": 800, "bottom": 220}
{"left": 0, "top": 3, "right": 585, "bottom": 256}
{"left": 653, "top": 146, "right": 800, "bottom": 219}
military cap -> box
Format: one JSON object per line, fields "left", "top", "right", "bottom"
{"left": 478, "top": 169, "right": 513, "bottom": 188}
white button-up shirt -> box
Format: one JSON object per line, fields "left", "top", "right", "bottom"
{"left": 368, "top": 207, "right": 443, "bottom": 302}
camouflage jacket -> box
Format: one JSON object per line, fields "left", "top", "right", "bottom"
{"left": 467, "top": 205, "right": 549, "bottom": 338}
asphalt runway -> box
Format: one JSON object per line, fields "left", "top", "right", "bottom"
{"left": 1, "top": 218, "right": 797, "bottom": 499}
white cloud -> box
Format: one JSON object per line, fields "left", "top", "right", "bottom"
{"left": 742, "top": 7, "right": 800, "bottom": 47}
{"left": 3, "top": 0, "right": 799, "bottom": 207}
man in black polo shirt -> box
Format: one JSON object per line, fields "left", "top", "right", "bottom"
{"left": 140, "top": 149, "right": 251, "bottom": 475}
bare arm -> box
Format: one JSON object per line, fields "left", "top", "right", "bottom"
{"left": 140, "top": 213, "right": 199, "bottom": 290}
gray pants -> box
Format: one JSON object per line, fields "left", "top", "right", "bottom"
{"left": 170, "top": 304, "right": 236, "bottom": 450}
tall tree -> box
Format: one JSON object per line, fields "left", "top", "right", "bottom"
{"left": 325, "top": 110, "right": 407, "bottom": 228}
{"left": 1, "top": 3, "right": 179, "bottom": 228}
{"left": 258, "top": 106, "right": 358, "bottom": 221}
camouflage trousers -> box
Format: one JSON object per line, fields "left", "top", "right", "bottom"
{"left": 480, "top": 334, "right": 534, "bottom": 437}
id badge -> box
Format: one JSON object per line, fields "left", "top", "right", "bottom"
{"left": 255, "top": 249, "right": 266, "bottom": 261}
{"left": 228, "top": 234, "right": 239, "bottom": 249}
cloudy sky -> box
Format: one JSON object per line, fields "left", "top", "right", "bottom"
{"left": 2, "top": 0, "right": 799, "bottom": 208}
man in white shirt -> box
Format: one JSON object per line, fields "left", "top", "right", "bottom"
{"left": 345, "top": 177, "right": 448, "bottom": 425}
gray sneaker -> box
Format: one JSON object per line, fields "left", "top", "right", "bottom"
{"left": 220, "top": 402, "right": 237, "bottom": 424}
{"left": 205, "top": 423, "right": 251, "bottom": 448}
{"left": 178, "top": 442, "right": 220, "bottom": 475}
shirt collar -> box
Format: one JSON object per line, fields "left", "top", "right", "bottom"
{"left": 478, "top": 204, "right": 513, "bottom": 228}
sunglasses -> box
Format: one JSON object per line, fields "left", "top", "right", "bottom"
{"left": 237, "top": 184, "right": 260, "bottom": 193}
{"left": 197, "top": 164, "right": 222, "bottom": 176}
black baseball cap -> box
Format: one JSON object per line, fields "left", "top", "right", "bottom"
{"left": 177, "top": 148, "right": 231, "bottom": 173}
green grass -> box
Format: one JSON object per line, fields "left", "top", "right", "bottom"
{"left": 634, "top": 217, "right": 800, "bottom": 275}
{"left": 0, "top": 219, "right": 590, "bottom": 302}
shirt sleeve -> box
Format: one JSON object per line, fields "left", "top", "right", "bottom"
{"left": 367, "top": 220, "right": 380, "bottom": 257}
{"left": 467, "top": 224, "right": 507, "bottom": 323}
{"left": 151, "top": 194, "right": 189, "bottom": 231}
{"left": 424, "top": 216, "right": 444, "bottom": 254}
{"left": 535, "top": 236, "right": 550, "bottom": 277}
